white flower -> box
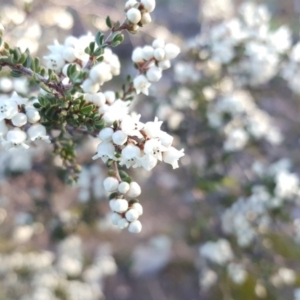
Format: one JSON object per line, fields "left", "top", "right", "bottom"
{"left": 63, "top": 47, "right": 76, "bottom": 62}
{"left": 164, "top": 43, "right": 180, "bottom": 60}
{"left": 44, "top": 53, "right": 65, "bottom": 73}
{"left": 0, "top": 120, "right": 8, "bottom": 136}
{"left": 2, "top": 128, "right": 29, "bottom": 149}
{"left": 26, "top": 108, "right": 40, "bottom": 123}
{"left": 141, "top": 0, "right": 156, "bottom": 12}
{"left": 137, "top": 154, "right": 158, "bottom": 171}
{"left": 103, "top": 177, "right": 119, "bottom": 192}
{"left": 158, "top": 59, "right": 171, "bottom": 70}
{"left": 163, "top": 147, "right": 184, "bottom": 169}
{"left": 92, "top": 141, "right": 115, "bottom": 162}
{"left": 11, "top": 113, "right": 27, "bottom": 127}
{"left": 132, "top": 47, "right": 144, "bottom": 63}
{"left": 141, "top": 13, "right": 152, "bottom": 24}
{"left": 144, "top": 138, "right": 167, "bottom": 161}
{"left": 146, "top": 66, "right": 162, "bottom": 82}
{"left": 89, "top": 62, "right": 111, "bottom": 84}
{"left": 125, "top": 209, "right": 139, "bottom": 222}
{"left": 128, "top": 220, "right": 142, "bottom": 233}
{"left": 118, "top": 182, "right": 130, "bottom": 194}
{"left": 0, "top": 97, "right": 18, "bottom": 121}
{"left": 120, "top": 144, "right": 142, "bottom": 168}
{"left": 104, "top": 91, "right": 116, "bottom": 104}
{"left": 159, "top": 131, "right": 174, "bottom": 147}
{"left": 143, "top": 117, "right": 163, "bottom": 138}
{"left": 126, "top": 8, "right": 142, "bottom": 24}
{"left": 132, "top": 202, "right": 143, "bottom": 215}
{"left": 121, "top": 114, "right": 144, "bottom": 138}
{"left": 27, "top": 124, "right": 50, "bottom": 143}
{"left": 113, "top": 199, "right": 129, "bottom": 213}
{"left": 85, "top": 92, "right": 106, "bottom": 106}
{"left": 133, "top": 75, "right": 151, "bottom": 95}
{"left": 154, "top": 48, "right": 165, "bottom": 61}
{"left": 112, "top": 130, "right": 128, "bottom": 145}
{"left": 111, "top": 212, "right": 122, "bottom": 225}
{"left": 99, "top": 127, "right": 114, "bottom": 142}
{"left": 127, "top": 182, "right": 141, "bottom": 198}
{"left": 125, "top": 0, "right": 138, "bottom": 9}
{"left": 82, "top": 78, "right": 99, "bottom": 94}
{"left": 142, "top": 46, "right": 154, "bottom": 61}
{"left": 118, "top": 218, "right": 129, "bottom": 229}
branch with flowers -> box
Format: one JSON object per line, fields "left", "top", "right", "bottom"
{"left": 0, "top": 0, "right": 184, "bottom": 234}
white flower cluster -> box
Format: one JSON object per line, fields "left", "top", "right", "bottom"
{"left": 199, "top": 239, "right": 234, "bottom": 266}
{"left": 132, "top": 38, "right": 180, "bottom": 95}
{"left": 206, "top": 90, "right": 282, "bottom": 151}
{"left": 198, "top": 2, "right": 291, "bottom": 87}
{"left": 125, "top": 0, "right": 155, "bottom": 28}
{"left": 0, "top": 235, "right": 117, "bottom": 300}
{"left": 44, "top": 34, "right": 120, "bottom": 92}
{"left": 0, "top": 92, "right": 50, "bottom": 150}
{"left": 92, "top": 111, "right": 184, "bottom": 232}
{"left": 222, "top": 159, "right": 300, "bottom": 247}
{"left": 104, "top": 177, "right": 143, "bottom": 233}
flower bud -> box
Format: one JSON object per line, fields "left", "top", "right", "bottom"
{"left": 112, "top": 130, "right": 128, "bottom": 145}
{"left": 154, "top": 48, "right": 165, "bottom": 61}
{"left": 141, "top": 0, "right": 156, "bottom": 12}
{"left": 152, "top": 39, "right": 165, "bottom": 49}
{"left": 127, "top": 182, "right": 141, "bottom": 198}
{"left": 113, "top": 199, "right": 129, "bottom": 213}
{"left": 146, "top": 66, "right": 162, "bottom": 82}
{"left": 89, "top": 62, "right": 111, "bottom": 84}
{"left": 125, "top": 0, "right": 138, "bottom": 10}
{"left": 99, "top": 127, "right": 114, "bottom": 141}
{"left": 91, "top": 92, "right": 106, "bottom": 106}
{"left": 125, "top": 209, "right": 139, "bottom": 222}
{"left": 132, "top": 202, "right": 143, "bottom": 216}
{"left": 109, "top": 200, "right": 116, "bottom": 211}
{"left": 111, "top": 212, "right": 122, "bottom": 225}
{"left": 104, "top": 91, "right": 116, "bottom": 104}
{"left": 158, "top": 59, "right": 171, "bottom": 70}
{"left": 82, "top": 79, "right": 99, "bottom": 94}
{"left": 118, "top": 218, "right": 129, "bottom": 229}
{"left": 164, "top": 43, "right": 180, "bottom": 60}
{"left": 132, "top": 47, "right": 144, "bottom": 63}
{"left": 103, "top": 177, "right": 119, "bottom": 192}
{"left": 25, "top": 108, "right": 40, "bottom": 123}
{"left": 142, "top": 46, "right": 154, "bottom": 61}
{"left": 11, "top": 113, "right": 27, "bottom": 127}
{"left": 141, "top": 13, "right": 152, "bottom": 24}
{"left": 128, "top": 220, "right": 142, "bottom": 233}
{"left": 126, "top": 8, "right": 142, "bottom": 24}
{"left": 118, "top": 182, "right": 130, "bottom": 194}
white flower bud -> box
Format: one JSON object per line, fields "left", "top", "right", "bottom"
{"left": 125, "top": 209, "right": 139, "bottom": 222}
{"left": 82, "top": 79, "right": 99, "bottom": 94}
{"left": 164, "top": 43, "right": 180, "bottom": 60}
{"left": 146, "top": 66, "right": 162, "bottom": 82}
{"left": 89, "top": 62, "right": 111, "bottom": 84}
{"left": 127, "top": 182, "right": 141, "bottom": 198}
{"left": 118, "top": 182, "right": 130, "bottom": 194}
{"left": 154, "top": 48, "right": 165, "bottom": 61}
{"left": 113, "top": 199, "right": 129, "bottom": 213}
{"left": 128, "top": 220, "right": 142, "bottom": 233}
{"left": 158, "top": 59, "right": 171, "bottom": 70}
{"left": 99, "top": 127, "right": 114, "bottom": 141}
{"left": 118, "top": 218, "right": 129, "bottom": 229}
{"left": 142, "top": 46, "right": 154, "bottom": 61}
{"left": 111, "top": 212, "right": 122, "bottom": 225}
{"left": 63, "top": 47, "right": 76, "bottom": 62}
{"left": 112, "top": 130, "right": 128, "bottom": 145}
{"left": 132, "top": 202, "right": 143, "bottom": 216}
{"left": 141, "top": 0, "right": 156, "bottom": 12}
{"left": 125, "top": 0, "right": 138, "bottom": 10}
{"left": 11, "top": 113, "right": 27, "bottom": 127}
{"left": 132, "top": 47, "right": 144, "bottom": 63}
{"left": 141, "top": 13, "right": 152, "bottom": 24}
{"left": 90, "top": 93, "right": 106, "bottom": 106}
{"left": 27, "top": 124, "right": 50, "bottom": 142}
{"left": 103, "top": 177, "right": 119, "bottom": 192}
{"left": 104, "top": 91, "right": 116, "bottom": 104}
{"left": 126, "top": 8, "right": 142, "bottom": 24}
{"left": 109, "top": 199, "right": 116, "bottom": 211}
{"left": 152, "top": 39, "right": 165, "bottom": 49}
{"left": 26, "top": 108, "right": 40, "bottom": 123}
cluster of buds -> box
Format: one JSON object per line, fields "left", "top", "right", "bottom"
{"left": 125, "top": 0, "right": 155, "bottom": 30}
{"left": 104, "top": 176, "right": 143, "bottom": 233}
{"left": 0, "top": 92, "right": 50, "bottom": 150}
{"left": 132, "top": 39, "right": 180, "bottom": 95}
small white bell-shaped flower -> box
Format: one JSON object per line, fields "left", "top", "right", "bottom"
{"left": 144, "top": 138, "right": 167, "bottom": 161}
{"left": 128, "top": 220, "right": 142, "bottom": 233}
{"left": 27, "top": 124, "right": 50, "bottom": 143}
{"left": 126, "top": 8, "right": 142, "bottom": 24}
{"left": 113, "top": 199, "right": 129, "bottom": 213}
{"left": 118, "top": 182, "right": 130, "bottom": 194}
{"left": 125, "top": 208, "right": 139, "bottom": 222}
{"left": 11, "top": 113, "right": 27, "bottom": 127}
{"left": 120, "top": 144, "right": 142, "bottom": 168}
{"left": 103, "top": 177, "right": 119, "bottom": 192}
{"left": 163, "top": 147, "right": 185, "bottom": 169}
{"left": 133, "top": 75, "right": 151, "bottom": 95}
{"left": 112, "top": 130, "right": 128, "bottom": 145}
{"left": 2, "top": 128, "right": 29, "bottom": 149}
{"left": 127, "top": 182, "right": 142, "bottom": 198}
{"left": 143, "top": 117, "right": 163, "bottom": 138}
{"left": 92, "top": 141, "right": 116, "bottom": 162}
{"left": 98, "top": 128, "right": 114, "bottom": 142}
{"left": 141, "top": 0, "right": 156, "bottom": 12}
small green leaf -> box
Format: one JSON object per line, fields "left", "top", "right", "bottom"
{"left": 106, "top": 16, "right": 112, "bottom": 28}
{"left": 81, "top": 104, "right": 94, "bottom": 114}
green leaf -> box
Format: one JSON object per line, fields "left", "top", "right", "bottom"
{"left": 10, "top": 70, "right": 22, "bottom": 77}
{"left": 106, "top": 16, "right": 112, "bottom": 28}
{"left": 95, "top": 32, "right": 105, "bottom": 47}
{"left": 81, "top": 104, "right": 94, "bottom": 115}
